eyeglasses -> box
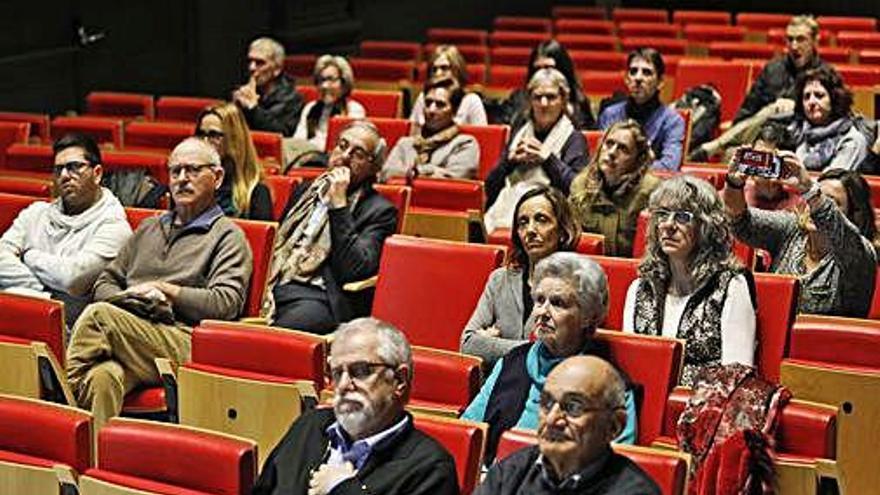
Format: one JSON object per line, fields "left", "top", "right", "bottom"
{"left": 652, "top": 208, "right": 694, "bottom": 225}
{"left": 539, "top": 391, "right": 623, "bottom": 419}
{"left": 430, "top": 63, "right": 452, "bottom": 73}
{"left": 530, "top": 92, "right": 562, "bottom": 103}
{"left": 317, "top": 75, "right": 341, "bottom": 84}
{"left": 195, "top": 129, "right": 224, "bottom": 140}
{"left": 168, "top": 163, "right": 215, "bottom": 178}
{"left": 329, "top": 361, "right": 394, "bottom": 385}
{"left": 335, "top": 137, "right": 372, "bottom": 162}
{"left": 52, "top": 160, "right": 93, "bottom": 176}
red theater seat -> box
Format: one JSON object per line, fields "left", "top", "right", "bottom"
{"left": 50, "top": 116, "right": 124, "bottom": 149}
{"left": 736, "top": 13, "right": 791, "bottom": 32}
{"left": 81, "top": 418, "right": 257, "bottom": 495}
{"left": 0, "top": 175, "right": 52, "bottom": 197}
{"left": 709, "top": 41, "right": 779, "bottom": 60}
{"left": 493, "top": 16, "right": 552, "bottom": 33}
{"left": 282, "top": 54, "right": 317, "bottom": 80}
{"left": 427, "top": 28, "right": 489, "bottom": 46}
{"left": 359, "top": 40, "right": 421, "bottom": 61}
{"left": 263, "top": 175, "right": 301, "bottom": 221}
{"left": 349, "top": 58, "right": 415, "bottom": 83}
{"left": 556, "top": 34, "right": 619, "bottom": 51}
{"left": 124, "top": 120, "right": 196, "bottom": 152}
{"left": 413, "top": 415, "right": 485, "bottom": 495}
{"left": 423, "top": 43, "right": 489, "bottom": 65}
{"left": 753, "top": 273, "right": 799, "bottom": 382}
{"left": 103, "top": 150, "right": 169, "bottom": 184}
{"left": 409, "top": 346, "right": 481, "bottom": 414}
{"left": 612, "top": 8, "right": 669, "bottom": 24}
{"left": 489, "top": 31, "right": 551, "bottom": 48}
{"left": 817, "top": 47, "right": 855, "bottom": 64}
{"left": 554, "top": 19, "right": 616, "bottom": 36}
{"left": 674, "top": 59, "right": 751, "bottom": 123}
{"left": 155, "top": 96, "right": 222, "bottom": 122}
{"left": 581, "top": 71, "right": 627, "bottom": 96}
{"left": 459, "top": 124, "right": 509, "bottom": 180}
{"left": 860, "top": 50, "right": 880, "bottom": 65}
{"left": 325, "top": 116, "right": 410, "bottom": 152}
{"left": 0, "top": 121, "right": 30, "bottom": 167}
{"left": 570, "top": 51, "right": 627, "bottom": 71}
{"left": 374, "top": 183, "right": 411, "bottom": 234}
{"left": 620, "top": 38, "right": 688, "bottom": 55}
{"left": 351, "top": 89, "right": 403, "bottom": 118}
{"left": 406, "top": 177, "right": 483, "bottom": 212}
{"left": 487, "top": 230, "right": 605, "bottom": 257}
{"left": 817, "top": 16, "right": 877, "bottom": 33}
{"left": 837, "top": 32, "right": 880, "bottom": 51}
{"left": 250, "top": 130, "right": 283, "bottom": 165}
{"left": 3, "top": 143, "right": 53, "bottom": 172}
{"left": 683, "top": 24, "right": 747, "bottom": 43}
{"left": 618, "top": 22, "right": 680, "bottom": 39}
{"left": 673, "top": 10, "right": 732, "bottom": 26}
{"left": 583, "top": 130, "right": 603, "bottom": 151}
{"left": 589, "top": 255, "right": 640, "bottom": 331}
{"left": 488, "top": 65, "right": 527, "bottom": 89}
{"left": 0, "top": 112, "right": 50, "bottom": 142}
{"left": 86, "top": 91, "right": 155, "bottom": 120}
{"left": 551, "top": 6, "right": 605, "bottom": 20}
{"left": 0, "top": 291, "right": 66, "bottom": 367}
{"left": 835, "top": 64, "right": 880, "bottom": 87}
{"left": 372, "top": 235, "right": 504, "bottom": 351}
{"left": 490, "top": 46, "right": 531, "bottom": 66}
{"left": 0, "top": 192, "right": 40, "bottom": 232}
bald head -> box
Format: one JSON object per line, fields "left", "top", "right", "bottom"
{"left": 548, "top": 356, "right": 626, "bottom": 409}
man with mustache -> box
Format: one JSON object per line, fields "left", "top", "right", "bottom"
{"left": 253, "top": 317, "right": 458, "bottom": 495}
{"left": 66, "top": 137, "right": 253, "bottom": 432}
{"left": 474, "top": 355, "right": 660, "bottom": 495}
{"left": 0, "top": 133, "right": 131, "bottom": 326}
{"left": 598, "top": 48, "right": 685, "bottom": 171}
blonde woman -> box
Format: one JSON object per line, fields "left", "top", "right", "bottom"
{"left": 293, "top": 55, "right": 366, "bottom": 151}
{"left": 196, "top": 103, "right": 272, "bottom": 220}
{"left": 410, "top": 45, "right": 486, "bottom": 135}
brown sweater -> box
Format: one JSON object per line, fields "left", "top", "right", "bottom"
{"left": 93, "top": 205, "right": 253, "bottom": 326}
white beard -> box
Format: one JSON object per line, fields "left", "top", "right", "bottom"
{"left": 334, "top": 392, "right": 387, "bottom": 439}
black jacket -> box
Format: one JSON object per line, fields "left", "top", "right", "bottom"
{"left": 282, "top": 181, "right": 397, "bottom": 321}
{"left": 253, "top": 409, "right": 459, "bottom": 495}
{"left": 474, "top": 446, "right": 660, "bottom": 495}
{"left": 734, "top": 55, "right": 826, "bottom": 123}
{"left": 242, "top": 75, "right": 304, "bottom": 137}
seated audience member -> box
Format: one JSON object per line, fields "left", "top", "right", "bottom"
{"left": 254, "top": 317, "right": 458, "bottom": 495}
{"left": 409, "top": 44, "right": 487, "bottom": 135}
{"left": 724, "top": 153, "right": 877, "bottom": 317}
{"left": 196, "top": 103, "right": 272, "bottom": 220}
{"left": 0, "top": 134, "right": 131, "bottom": 325}
{"left": 461, "top": 187, "right": 581, "bottom": 369}
{"left": 791, "top": 65, "right": 868, "bottom": 172}
{"left": 690, "top": 15, "right": 828, "bottom": 161}
{"left": 66, "top": 138, "right": 253, "bottom": 431}
{"left": 383, "top": 76, "right": 480, "bottom": 180}
{"left": 474, "top": 356, "right": 661, "bottom": 495}
{"left": 293, "top": 55, "right": 366, "bottom": 152}
{"left": 233, "top": 37, "right": 303, "bottom": 137}
{"left": 743, "top": 121, "right": 803, "bottom": 211}
{"left": 499, "top": 40, "right": 595, "bottom": 131}
{"left": 462, "top": 252, "right": 637, "bottom": 462}
{"left": 485, "top": 68, "right": 588, "bottom": 233}
{"left": 598, "top": 48, "right": 685, "bottom": 172}
{"left": 265, "top": 121, "right": 397, "bottom": 334}
{"left": 569, "top": 120, "right": 661, "bottom": 257}
{"left": 623, "top": 176, "right": 756, "bottom": 387}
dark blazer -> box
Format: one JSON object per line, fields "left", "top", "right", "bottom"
{"left": 253, "top": 408, "right": 459, "bottom": 495}
{"left": 242, "top": 75, "right": 304, "bottom": 137}
{"left": 282, "top": 180, "right": 397, "bottom": 322}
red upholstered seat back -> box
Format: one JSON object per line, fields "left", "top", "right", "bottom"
{"left": 0, "top": 112, "right": 51, "bottom": 142}
{"left": 486, "top": 229, "right": 604, "bottom": 257}
{"left": 489, "top": 31, "right": 552, "bottom": 48}
{"left": 488, "top": 65, "right": 527, "bottom": 89}
{"left": 595, "top": 330, "right": 684, "bottom": 445}
{"left": 263, "top": 175, "right": 301, "bottom": 221}
{"left": 193, "top": 321, "right": 327, "bottom": 391}
{"left": 0, "top": 292, "right": 66, "bottom": 365}
{"left": 589, "top": 255, "right": 640, "bottom": 330}
{"left": 3, "top": 143, "right": 53, "bottom": 172}
{"left": 0, "top": 395, "right": 92, "bottom": 473}
{"left": 459, "top": 124, "right": 509, "bottom": 181}
{"left": 156, "top": 96, "right": 223, "bottom": 123}
{"left": 493, "top": 16, "right": 552, "bottom": 33}
{"left": 789, "top": 315, "right": 880, "bottom": 369}
{"left": 373, "top": 183, "right": 410, "bottom": 233}
{"left": 426, "top": 28, "right": 489, "bottom": 46}
{"left": 674, "top": 10, "right": 733, "bottom": 26}
{"left": 103, "top": 150, "right": 169, "bottom": 184}
{"left": 409, "top": 177, "right": 484, "bottom": 212}
{"left": 348, "top": 58, "right": 416, "bottom": 82}
{"left": 325, "top": 116, "right": 410, "bottom": 153}
{"left": 674, "top": 59, "right": 751, "bottom": 122}
{"left": 409, "top": 346, "right": 481, "bottom": 414}
{"left": 0, "top": 192, "right": 40, "bottom": 232}
{"left": 0, "top": 121, "right": 30, "bottom": 167}
{"left": 86, "top": 91, "right": 155, "bottom": 119}
{"left": 124, "top": 207, "right": 162, "bottom": 230}
{"left": 413, "top": 415, "right": 484, "bottom": 495}
{"left": 89, "top": 419, "right": 256, "bottom": 495}
{"left": 359, "top": 40, "right": 422, "bottom": 61}
{"left": 496, "top": 428, "right": 537, "bottom": 461}
{"left": 0, "top": 176, "right": 51, "bottom": 198}
{"left": 613, "top": 7, "right": 669, "bottom": 23}
{"left": 753, "top": 273, "right": 799, "bottom": 382}
{"left": 735, "top": 13, "right": 791, "bottom": 32}
{"left": 124, "top": 121, "right": 196, "bottom": 151}
{"left": 283, "top": 54, "right": 316, "bottom": 80}
{"left": 372, "top": 235, "right": 505, "bottom": 351}
{"left": 250, "top": 131, "right": 283, "bottom": 165}
{"left": 351, "top": 89, "right": 403, "bottom": 118}
{"left": 51, "top": 116, "right": 124, "bottom": 149}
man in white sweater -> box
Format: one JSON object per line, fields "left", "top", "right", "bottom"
{"left": 0, "top": 133, "right": 132, "bottom": 325}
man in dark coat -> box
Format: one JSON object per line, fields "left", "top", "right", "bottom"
{"left": 233, "top": 37, "right": 304, "bottom": 137}
{"left": 253, "top": 317, "right": 459, "bottom": 495}
{"left": 474, "top": 355, "right": 660, "bottom": 495}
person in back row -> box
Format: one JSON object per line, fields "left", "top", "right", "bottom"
{"left": 383, "top": 76, "right": 480, "bottom": 180}
{"left": 598, "top": 48, "right": 685, "bottom": 172}
{"left": 293, "top": 55, "right": 366, "bottom": 152}
{"left": 0, "top": 133, "right": 131, "bottom": 326}
{"left": 233, "top": 37, "right": 304, "bottom": 137}
{"left": 409, "top": 44, "right": 487, "bottom": 135}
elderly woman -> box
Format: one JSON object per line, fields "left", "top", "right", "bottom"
{"left": 410, "top": 45, "right": 487, "bottom": 135}
{"left": 623, "top": 176, "right": 757, "bottom": 387}
{"left": 461, "top": 186, "right": 581, "bottom": 368}
{"left": 484, "top": 68, "right": 588, "bottom": 233}
{"left": 792, "top": 65, "right": 868, "bottom": 172}
{"left": 195, "top": 102, "right": 272, "bottom": 220}
{"left": 293, "top": 55, "right": 366, "bottom": 151}
{"left": 724, "top": 152, "right": 877, "bottom": 317}
{"left": 500, "top": 40, "right": 595, "bottom": 131}
{"left": 462, "top": 252, "right": 637, "bottom": 462}
{"left": 569, "top": 119, "right": 661, "bottom": 257}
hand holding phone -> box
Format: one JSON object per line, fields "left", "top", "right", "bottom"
{"left": 732, "top": 147, "right": 783, "bottom": 179}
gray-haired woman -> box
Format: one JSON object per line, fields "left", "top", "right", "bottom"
{"left": 293, "top": 55, "right": 366, "bottom": 151}
{"left": 622, "top": 175, "right": 757, "bottom": 387}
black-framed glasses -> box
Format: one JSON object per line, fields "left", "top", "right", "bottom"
{"left": 195, "top": 129, "right": 224, "bottom": 140}
{"left": 628, "top": 66, "right": 655, "bottom": 77}
{"left": 52, "top": 160, "right": 93, "bottom": 176}
{"left": 335, "top": 137, "right": 371, "bottom": 162}
{"left": 652, "top": 208, "right": 694, "bottom": 225}
{"left": 168, "top": 163, "right": 215, "bottom": 179}
{"left": 538, "top": 391, "right": 623, "bottom": 419}
{"left": 329, "top": 361, "right": 394, "bottom": 384}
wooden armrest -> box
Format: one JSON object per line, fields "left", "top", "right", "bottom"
{"left": 53, "top": 464, "right": 78, "bottom": 494}
{"left": 239, "top": 316, "right": 269, "bottom": 325}
{"left": 343, "top": 276, "right": 378, "bottom": 292}
{"left": 32, "top": 343, "right": 75, "bottom": 407}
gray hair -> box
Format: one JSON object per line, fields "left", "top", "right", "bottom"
{"left": 332, "top": 317, "right": 413, "bottom": 381}
{"left": 169, "top": 137, "right": 221, "bottom": 167}
{"left": 341, "top": 119, "right": 388, "bottom": 168}
{"left": 527, "top": 67, "right": 571, "bottom": 98}
{"left": 533, "top": 252, "right": 609, "bottom": 331}
{"left": 314, "top": 54, "right": 356, "bottom": 95}
{"left": 639, "top": 175, "right": 740, "bottom": 291}
{"left": 250, "top": 37, "right": 285, "bottom": 66}
{"left": 599, "top": 364, "right": 627, "bottom": 410}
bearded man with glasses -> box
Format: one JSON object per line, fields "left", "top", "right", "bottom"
{"left": 254, "top": 317, "right": 458, "bottom": 495}
{"left": 474, "top": 355, "right": 660, "bottom": 495}
{"left": 66, "top": 137, "right": 253, "bottom": 433}
{"left": 0, "top": 133, "right": 131, "bottom": 325}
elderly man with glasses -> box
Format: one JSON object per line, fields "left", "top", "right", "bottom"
{"left": 66, "top": 137, "right": 253, "bottom": 432}
{"left": 474, "top": 355, "right": 660, "bottom": 495}
{"left": 263, "top": 120, "right": 397, "bottom": 334}
{"left": 254, "top": 317, "right": 458, "bottom": 495}
{"left": 0, "top": 133, "right": 131, "bottom": 325}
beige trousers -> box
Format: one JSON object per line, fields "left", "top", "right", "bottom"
{"left": 66, "top": 302, "right": 191, "bottom": 431}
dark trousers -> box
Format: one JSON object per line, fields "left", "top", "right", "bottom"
{"left": 273, "top": 282, "right": 337, "bottom": 335}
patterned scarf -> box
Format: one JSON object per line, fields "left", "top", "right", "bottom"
{"left": 798, "top": 117, "right": 853, "bottom": 171}
{"left": 412, "top": 125, "right": 460, "bottom": 166}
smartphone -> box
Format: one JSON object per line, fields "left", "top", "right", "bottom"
{"left": 733, "top": 148, "right": 782, "bottom": 179}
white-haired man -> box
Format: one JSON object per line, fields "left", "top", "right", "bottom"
{"left": 233, "top": 36, "right": 304, "bottom": 136}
